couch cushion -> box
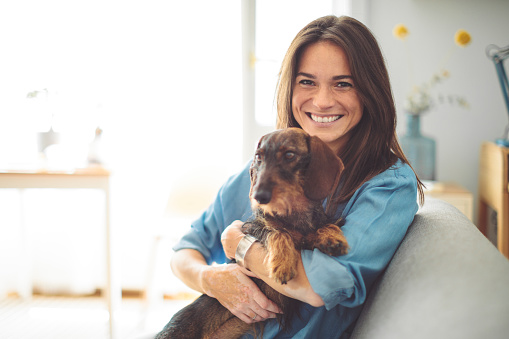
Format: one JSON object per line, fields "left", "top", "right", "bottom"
{"left": 350, "top": 197, "right": 509, "bottom": 339}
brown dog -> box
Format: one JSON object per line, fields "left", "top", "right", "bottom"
{"left": 155, "top": 128, "right": 349, "bottom": 339}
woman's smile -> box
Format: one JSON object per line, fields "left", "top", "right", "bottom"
{"left": 307, "top": 113, "right": 344, "bottom": 124}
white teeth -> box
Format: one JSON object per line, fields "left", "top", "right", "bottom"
{"left": 310, "top": 114, "right": 342, "bottom": 123}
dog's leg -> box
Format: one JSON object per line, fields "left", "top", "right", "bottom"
{"left": 207, "top": 317, "right": 256, "bottom": 339}
{"left": 306, "top": 224, "right": 349, "bottom": 256}
{"left": 155, "top": 294, "right": 239, "bottom": 339}
{"left": 266, "top": 231, "right": 300, "bottom": 284}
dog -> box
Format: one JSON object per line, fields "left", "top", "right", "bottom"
{"left": 155, "top": 128, "right": 349, "bottom": 339}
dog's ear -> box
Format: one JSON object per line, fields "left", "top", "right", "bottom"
{"left": 249, "top": 134, "right": 266, "bottom": 184}
{"left": 304, "top": 135, "right": 344, "bottom": 201}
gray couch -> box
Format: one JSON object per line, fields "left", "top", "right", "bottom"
{"left": 351, "top": 197, "right": 509, "bottom": 339}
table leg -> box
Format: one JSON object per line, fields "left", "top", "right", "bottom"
{"left": 18, "top": 188, "right": 33, "bottom": 299}
{"left": 105, "top": 184, "right": 121, "bottom": 339}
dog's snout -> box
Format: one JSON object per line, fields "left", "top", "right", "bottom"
{"left": 254, "top": 190, "right": 272, "bottom": 205}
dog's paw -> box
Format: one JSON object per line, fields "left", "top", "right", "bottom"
{"left": 270, "top": 264, "right": 297, "bottom": 285}
{"left": 266, "top": 231, "right": 299, "bottom": 285}
{"left": 315, "top": 224, "right": 349, "bottom": 256}
{"left": 268, "top": 248, "right": 298, "bottom": 285}
{"left": 318, "top": 238, "right": 349, "bottom": 256}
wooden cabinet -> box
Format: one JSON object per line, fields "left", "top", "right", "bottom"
{"left": 478, "top": 142, "right": 509, "bottom": 259}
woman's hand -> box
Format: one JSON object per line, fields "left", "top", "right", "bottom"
{"left": 201, "top": 262, "right": 281, "bottom": 323}
{"left": 172, "top": 248, "right": 281, "bottom": 324}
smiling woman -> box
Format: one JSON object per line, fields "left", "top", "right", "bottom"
{"left": 166, "top": 15, "right": 424, "bottom": 339}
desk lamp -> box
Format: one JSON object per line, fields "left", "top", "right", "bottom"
{"left": 486, "top": 44, "right": 509, "bottom": 147}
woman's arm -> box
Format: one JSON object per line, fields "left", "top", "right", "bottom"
{"left": 170, "top": 248, "right": 209, "bottom": 293}
{"left": 221, "top": 222, "right": 325, "bottom": 307}
{"left": 170, "top": 248, "right": 282, "bottom": 323}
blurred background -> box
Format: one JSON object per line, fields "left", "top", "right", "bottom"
{"left": 0, "top": 0, "right": 508, "bottom": 338}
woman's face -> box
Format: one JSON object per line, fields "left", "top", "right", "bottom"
{"left": 292, "top": 41, "right": 364, "bottom": 154}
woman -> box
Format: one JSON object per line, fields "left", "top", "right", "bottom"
{"left": 169, "top": 15, "right": 424, "bottom": 338}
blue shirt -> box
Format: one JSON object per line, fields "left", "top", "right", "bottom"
{"left": 173, "top": 159, "right": 418, "bottom": 338}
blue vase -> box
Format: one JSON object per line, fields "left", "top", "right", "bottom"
{"left": 400, "top": 114, "right": 436, "bottom": 181}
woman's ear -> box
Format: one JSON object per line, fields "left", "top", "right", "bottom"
{"left": 303, "top": 136, "right": 344, "bottom": 201}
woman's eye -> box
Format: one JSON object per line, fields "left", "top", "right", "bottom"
{"left": 299, "top": 79, "right": 314, "bottom": 86}
{"left": 255, "top": 154, "right": 262, "bottom": 163}
{"left": 336, "top": 81, "right": 353, "bottom": 91}
{"left": 284, "top": 151, "right": 295, "bottom": 160}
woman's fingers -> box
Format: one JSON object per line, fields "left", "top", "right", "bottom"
{"left": 251, "top": 288, "right": 282, "bottom": 317}
{"left": 202, "top": 263, "right": 282, "bottom": 324}
{"left": 236, "top": 281, "right": 283, "bottom": 322}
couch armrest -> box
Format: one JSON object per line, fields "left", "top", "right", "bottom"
{"left": 351, "top": 198, "right": 509, "bottom": 339}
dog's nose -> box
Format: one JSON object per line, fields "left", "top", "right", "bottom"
{"left": 254, "top": 190, "right": 272, "bottom": 205}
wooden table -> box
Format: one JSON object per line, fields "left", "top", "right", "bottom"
{"left": 0, "top": 167, "right": 120, "bottom": 339}
{"left": 424, "top": 181, "right": 474, "bottom": 221}
{"left": 478, "top": 142, "right": 509, "bottom": 259}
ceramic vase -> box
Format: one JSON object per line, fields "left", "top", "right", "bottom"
{"left": 37, "top": 127, "right": 60, "bottom": 153}
{"left": 400, "top": 114, "right": 436, "bottom": 181}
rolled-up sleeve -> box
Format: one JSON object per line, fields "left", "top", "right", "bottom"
{"left": 303, "top": 161, "right": 418, "bottom": 310}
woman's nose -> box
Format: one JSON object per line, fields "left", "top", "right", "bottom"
{"left": 313, "top": 87, "right": 335, "bottom": 110}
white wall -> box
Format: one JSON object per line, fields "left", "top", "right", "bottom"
{"left": 366, "top": 0, "right": 509, "bottom": 223}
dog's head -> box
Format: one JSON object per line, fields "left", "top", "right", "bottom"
{"left": 249, "top": 128, "right": 344, "bottom": 215}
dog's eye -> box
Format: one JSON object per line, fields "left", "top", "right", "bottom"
{"left": 284, "top": 151, "right": 295, "bottom": 161}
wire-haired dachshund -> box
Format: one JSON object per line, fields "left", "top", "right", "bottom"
{"left": 155, "top": 127, "right": 349, "bottom": 339}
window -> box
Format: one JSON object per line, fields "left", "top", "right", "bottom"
{"left": 0, "top": 0, "right": 243, "bottom": 293}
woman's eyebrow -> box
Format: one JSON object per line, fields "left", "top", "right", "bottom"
{"left": 332, "top": 75, "right": 353, "bottom": 80}
{"left": 296, "top": 72, "right": 316, "bottom": 79}
{"left": 296, "top": 72, "right": 353, "bottom": 80}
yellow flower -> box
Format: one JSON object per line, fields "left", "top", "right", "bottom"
{"left": 454, "top": 29, "right": 471, "bottom": 47}
{"left": 393, "top": 24, "right": 471, "bottom": 115}
{"left": 393, "top": 24, "right": 409, "bottom": 40}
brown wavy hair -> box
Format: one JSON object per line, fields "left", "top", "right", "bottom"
{"left": 276, "top": 15, "right": 424, "bottom": 206}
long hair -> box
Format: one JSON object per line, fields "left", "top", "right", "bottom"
{"left": 276, "top": 15, "right": 424, "bottom": 205}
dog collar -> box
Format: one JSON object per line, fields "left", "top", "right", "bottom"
{"left": 235, "top": 234, "right": 258, "bottom": 268}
